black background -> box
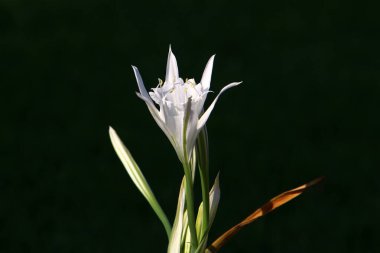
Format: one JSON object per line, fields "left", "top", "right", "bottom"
{"left": 1, "top": 0, "right": 379, "bottom": 252}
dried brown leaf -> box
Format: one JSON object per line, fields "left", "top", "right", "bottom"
{"left": 206, "top": 177, "right": 323, "bottom": 253}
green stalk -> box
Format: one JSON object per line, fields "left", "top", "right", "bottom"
{"left": 183, "top": 159, "right": 199, "bottom": 250}
{"left": 182, "top": 99, "right": 199, "bottom": 251}
{"left": 196, "top": 126, "right": 210, "bottom": 238}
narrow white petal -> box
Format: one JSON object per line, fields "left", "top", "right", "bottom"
{"left": 197, "top": 82, "right": 242, "bottom": 130}
{"left": 168, "top": 178, "right": 187, "bottom": 253}
{"left": 136, "top": 92, "right": 168, "bottom": 133}
{"left": 136, "top": 92, "right": 164, "bottom": 123}
{"left": 136, "top": 92, "right": 178, "bottom": 153}
{"left": 200, "top": 55, "right": 215, "bottom": 91}
{"left": 166, "top": 46, "right": 179, "bottom": 83}
{"left": 132, "top": 65, "right": 151, "bottom": 101}
{"left": 132, "top": 64, "right": 182, "bottom": 160}
{"left": 160, "top": 102, "right": 185, "bottom": 161}
{"left": 133, "top": 66, "right": 166, "bottom": 125}
{"left": 185, "top": 114, "right": 200, "bottom": 161}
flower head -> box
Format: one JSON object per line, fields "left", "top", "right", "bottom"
{"left": 132, "top": 47, "right": 241, "bottom": 163}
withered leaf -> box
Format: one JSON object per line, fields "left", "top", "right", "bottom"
{"left": 206, "top": 177, "right": 323, "bottom": 253}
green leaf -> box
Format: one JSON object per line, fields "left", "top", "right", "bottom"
{"left": 194, "top": 174, "right": 221, "bottom": 253}
{"left": 109, "top": 126, "right": 171, "bottom": 238}
{"left": 196, "top": 125, "right": 210, "bottom": 242}
{"left": 168, "top": 177, "right": 187, "bottom": 253}
{"left": 209, "top": 173, "right": 220, "bottom": 227}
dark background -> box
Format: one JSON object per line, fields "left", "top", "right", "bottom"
{"left": 1, "top": 0, "right": 379, "bottom": 252}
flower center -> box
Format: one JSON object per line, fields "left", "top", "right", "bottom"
{"left": 166, "top": 78, "right": 203, "bottom": 104}
{"left": 150, "top": 77, "right": 205, "bottom": 107}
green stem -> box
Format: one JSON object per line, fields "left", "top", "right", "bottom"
{"left": 183, "top": 158, "right": 199, "bottom": 250}
{"left": 182, "top": 99, "right": 198, "bottom": 251}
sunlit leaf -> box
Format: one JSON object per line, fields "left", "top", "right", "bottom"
{"left": 109, "top": 127, "right": 172, "bottom": 237}
{"left": 168, "top": 177, "right": 187, "bottom": 253}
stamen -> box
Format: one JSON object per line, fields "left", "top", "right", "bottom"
{"left": 158, "top": 78, "right": 163, "bottom": 87}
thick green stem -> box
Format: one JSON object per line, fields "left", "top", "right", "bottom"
{"left": 183, "top": 159, "right": 199, "bottom": 250}
{"left": 182, "top": 99, "right": 199, "bottom": 251}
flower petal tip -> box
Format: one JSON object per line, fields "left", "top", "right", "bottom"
{"left": 168, "top": 45, "right": 175, "bottom": 56}
{"left": 109, "top": 126, "right": 116, "bottom": 133}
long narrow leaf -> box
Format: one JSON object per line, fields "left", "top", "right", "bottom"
{"left": 209, "top": 173, "right": 220, "bottom": 227}
{"left": 206, "top": 177, "right": 323, "bottom": 253}
{"left": 195, "top": 174, "right": 221, "bottom": 253}
{"left": 109, "top": 126, "right": 171, "bottom": 238}
{"left": 168, "top": 177, "right": 187, "bottom": 253}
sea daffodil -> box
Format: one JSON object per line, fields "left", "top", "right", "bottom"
{"left": 132, "top": 47, "right": 241, "bottom": 163}
{"left": 109, "top": 47, "right": 321, "bottom": 253}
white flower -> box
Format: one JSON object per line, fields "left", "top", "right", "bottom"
{"left": 132, "top": 47, "right": 241, "bottom": 163}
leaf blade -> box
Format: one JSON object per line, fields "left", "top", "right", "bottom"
{"left": 168, "top": 177, "right": 187, "bottom": 253}
{"left": 109, "top": 126, "right": 172, "bottom": 238}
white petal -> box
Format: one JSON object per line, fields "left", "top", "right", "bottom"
{"left": 185, "top": 113, "right": 199, "bottom": 160}
{"left": 160, "top": 98, "right": 199, "bottom": 162}
{"left": 136, "top": 92, "right": 179, "bottom": 150}
{"left": 166, "top": 46, "right": 179, "bottom": 83}
{"left": 135, "top": 92, "right": 163, "bottom": 121}
{"left": 168, "top": 178, "right": 187, "bottom": 253}
{"left": 200, "top": 55, "right": 215, "bottom": 91}
{"left": 132, "top": 65, "right": 151, "bottom": 101}
{"left": 183, "top": 99, "right": 200, "bottom": 161}
{"left": 160, "top": 101, "right": 186, "bottom": 160}
{"left": 132, "top": 65, "right": 176, "bottom": 145}
{"left": 197, "top": 82, "right": 242, "bottom": 130}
